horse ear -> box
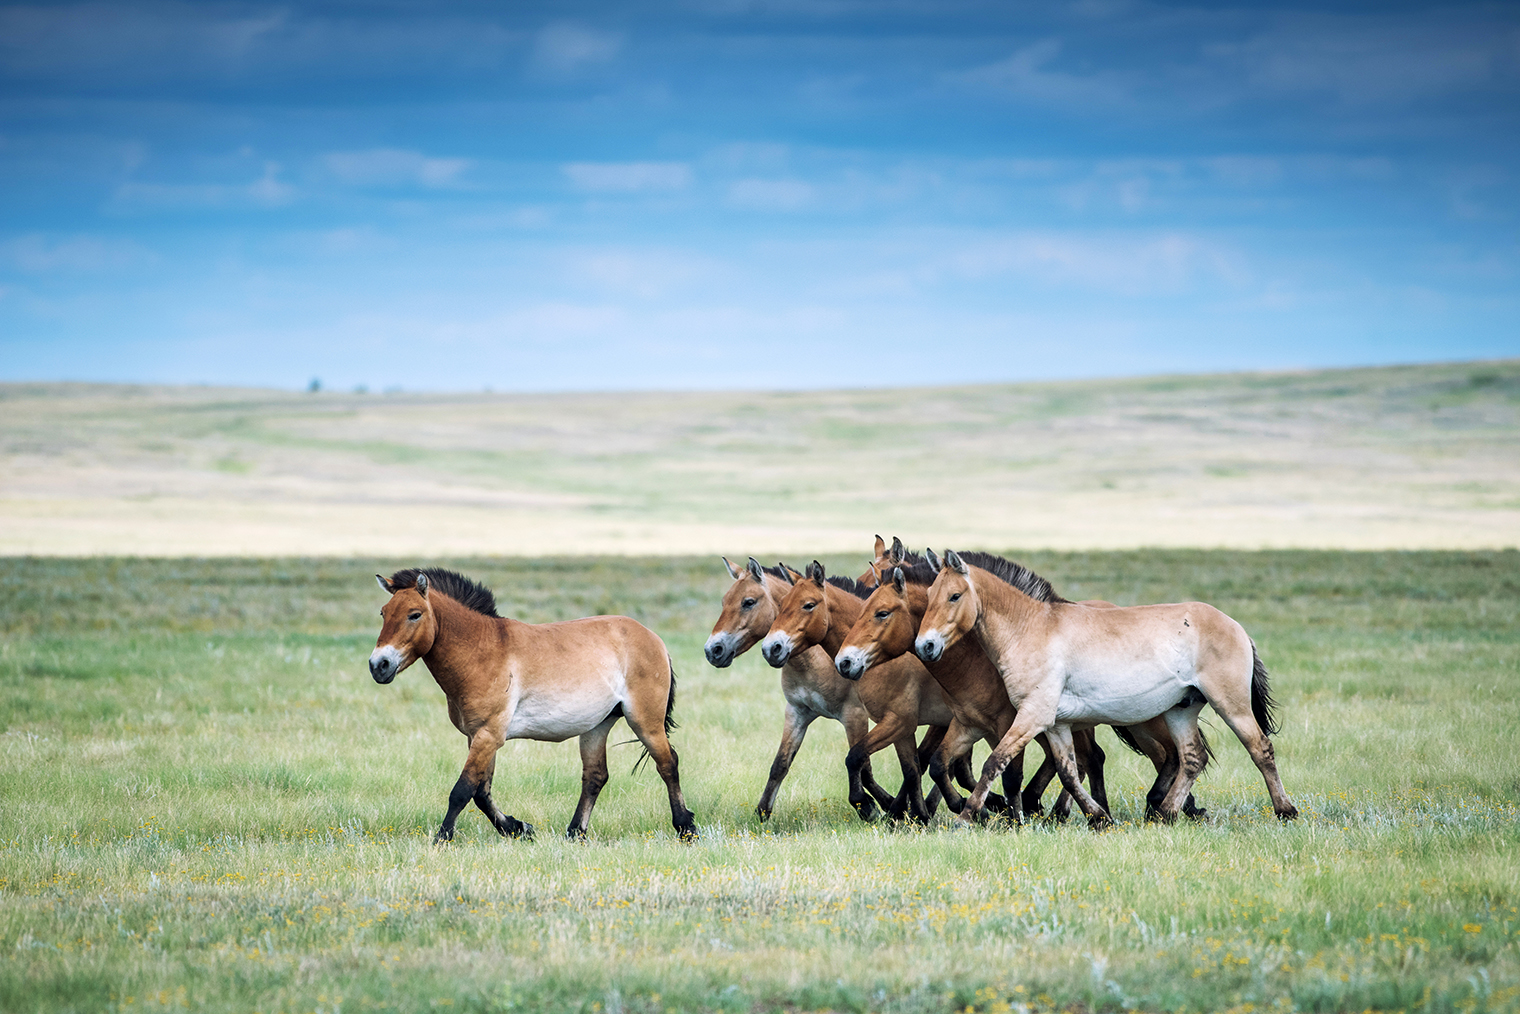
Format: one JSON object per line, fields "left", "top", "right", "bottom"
{"left": 723, "top": 556, "right": 741, "bottom": 580}
{"left": 925, "top": 547, "right": 942, "bottom": 573}
{"left": 873, "top": 534, "right": 886, "bottom": 558}
{"left": 890, "top": 536, "right": 905, "bottom": 565}
{"left": 809, "top": 560, "right": 826, "bottom": 584}
{"left": 780, "top": 563, "right": 801, "bottom": 585}
{"left": 375, "top": 574, "right": 394, "bottom": 594}
{"left": 868, "top": 561, "right": 882, "bottom": 587}
{"left": 946, "top": 550, "right": 968, "bottom": 575}
{"left": 747, "top": 557, "right": 765, "bottom": 583}
{"left": 892, "top": 567, "right": 906, "bottom": 593}
{"left": 415, "top": 572, "right": 430, "bottom": 597}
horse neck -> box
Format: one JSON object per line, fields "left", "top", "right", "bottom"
{"left": 969, "top": 568, "right": 1045, "bottom": 671}
{"left": 819, "top": 586, "right": 864, "bottom": 657}
{"left": 421, "top": 594, "right": 500, "bottom": 702}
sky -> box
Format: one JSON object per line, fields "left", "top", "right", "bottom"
{"left": 1, "top": 0, "right": 1517, "bottom": 391}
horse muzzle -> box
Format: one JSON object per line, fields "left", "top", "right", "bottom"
{"left": 703, "top": 634, "right": 737, "bottom": 669}
{"left": 914, "top": 632, "right": 945, "bottom": 664}
{"left": 759, "top": 632, "right": 793, "bottom": 668}
{"left": 368, "top": 646, "right": 404, "bottom": 684}
{"left": 834, "top": 646, "right": 870, "bottom": 681}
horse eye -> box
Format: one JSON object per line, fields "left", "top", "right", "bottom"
{"left": 408, "top": 611, "right": 422, "bottom": 621}
{"left": 741, "top": 598, "right": 757, "bottom": 609}
{"left": 802, "top": 601, "right": 816, "bottom": 611}
{"left": 948, "top": 593, "right": 962, "bottom": 603}
{"left": 875, "top": 610, "right": 891, "bottom": 620}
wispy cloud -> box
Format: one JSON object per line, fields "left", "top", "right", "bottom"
{"left": 952, "top": 39, "right": 1135, "bottom": 108}
{"left": 324, "top": 150, "right": 472, "bottom": 189}
{"left": 728, "top": 178, "right": 814, "bottom": 211}
{"left": 532, "top": 22, "right": 623, "bottom": 75}
{"left": 112, "top": 163, "right": 294, "bottom": 211}
{"left": 563, "top": 162, "right": 692, "bottom": 192}
{"left": 2, "top": 234, "right": 155, "bottom": 272}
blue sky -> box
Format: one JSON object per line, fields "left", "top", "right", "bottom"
{"left": 1, "top": 0, "right": 1517, "bottom": 391}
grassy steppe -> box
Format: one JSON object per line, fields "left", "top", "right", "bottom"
{"left": 2, "top": 551, "right": 1518, "bottom": 1013}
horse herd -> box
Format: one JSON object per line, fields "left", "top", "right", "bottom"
{"left": 368, "top": 537, "right": 1297, "bottom": 844}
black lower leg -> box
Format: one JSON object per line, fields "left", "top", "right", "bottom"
{"left": 436, "top": 773, "right": 476, "bottom": 843}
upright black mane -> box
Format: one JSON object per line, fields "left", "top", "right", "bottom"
{"left": 824, "top": 574, "right": 873, "bottom": 600}
{"left": 874, "top": 544, "right": 939, "bottom": 588}
{"left": 388, "top": 567, "right": 501, "bottom": 618}
{"left": 955, "top": 551, "right": 1069, "bottom": 604}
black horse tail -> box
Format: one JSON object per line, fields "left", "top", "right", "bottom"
{"left": 664, "top": 661, "right": 679, "bottom": 737}
{"left": 1111, "top": 725, "right": 1146, "bottom": 756}
{"left": 632, "top": 660, "right": 679, "bottom": 774}
{"left": 1250, "top": 639, "right": 1280, "bottom": 736}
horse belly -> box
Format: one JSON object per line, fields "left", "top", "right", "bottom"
{"left": 1054, "top": 663, "right": 1189, "bottom": 726}
{"left": 505, "top": 686, "right": 620, "bottom": 743}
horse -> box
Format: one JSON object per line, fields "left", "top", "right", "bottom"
{"left": 705, "top": 556, "right": 901, "bottom": 821}
{"left": 915, "top": 550, "right": 1298, "bottom": 827}
{"left": 845, "top": 539, "right": 1204, "bottom": 821}
{"left": 370, "top": 567, "right": 697, "bottom": 843}
{"left": 758, "top": 559, "right": 968, "bottom": 824}
{"left": 841, "top": 542, "right": 1104, "bottom": 822}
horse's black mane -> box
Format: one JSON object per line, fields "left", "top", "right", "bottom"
{"left": 955, "top": 551, "right": 1069, "bottom": 604}
{"left": 824, "top": 574, "right": 872, "bottom": 600}
{"left": 388, "top": 567, "right": 501, "bottom": 618}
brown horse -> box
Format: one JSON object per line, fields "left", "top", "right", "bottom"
{"left": 916, "top": 550, "right": 1298, "bottom": 827}
{"left": 845, "top": 540, "right": 1204, "bottom": 821}
{"left": 371, "top": 568, "right": 697, "bottom": 843}
{"left": 704, "top": 556, "right": 899, "bottom": 821}
{"left": 759, "top": 560, "right": 966, "bottom": 824}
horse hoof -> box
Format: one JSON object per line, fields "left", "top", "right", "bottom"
{"left": 565, "top": 826, "right": 586, "bottom": 842}
{"left": 852, "top": 799, "right": 878, "bottom": 822}
{"left": 1184, "top": 807, "right": 1209, "bottom": 821}
{"left": 676, "top": 823, "right": 699, "bottom": 842}
{"left": 1277, "top": 806, "right": 1300, "bottom": 821}
{"left": 754, "top": 806, "right": 772, "bottom": 822}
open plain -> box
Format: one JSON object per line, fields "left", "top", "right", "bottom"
{"left": 2, "top": 360, "right": 1518, "bottom": 557}
{"left": 1, "top": 362, "right": 1518, "bottom": 1013}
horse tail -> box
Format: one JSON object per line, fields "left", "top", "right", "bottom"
{"left": 632, "top": 659, "right": 678, "bottom": 775}
{"left": 1111, "top": 725, "right": 1147, "bottom": 756}
{"left": 664, "top": 661, "right": 679, "bottom": 737}
{"left": 1250, "top": 639, "right": 1279, "bottom": 736}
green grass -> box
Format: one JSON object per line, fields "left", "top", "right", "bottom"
{"left": 2, "top": 551, "right": 1518, "bottom": 1013}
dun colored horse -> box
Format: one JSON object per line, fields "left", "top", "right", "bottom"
{"left": 849, "top": 539, "right": 1204, "bottom": 821}
{"left": 371, "top": 568, "right": 697, "bottom": 843}
{"left": 705, "top": 557, "right": 899, "bottom": 821}
{"left": 916, "top": 550, "right": 1298, "bottom": 827}
{"left": 759, "top": 560, "right": 968, "bottom": 824}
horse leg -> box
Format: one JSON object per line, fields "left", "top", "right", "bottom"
{"left": 843, "top": 705, "right": 895, "bottom": 819}
{"left": 436, "top": 726, "right": 509, "bottom": 844}
{"left": 1020, "top": 740, "right": 1059, "bottom": 818}
{"left": 845, "top": 712, "right": 917, "bottom": 821}
{"left": 756, "top": 703, "right": 816, "bottom": 821}
{"left": 1207, "top": 694, "right": 1299, "bottom": 821}
{"left": 1076, "top": 728, "right": 1109, "bottom": 814}
{"left": 891, "top": 729, "right": 933, "bottom": 824}
{"left": 928, "top": 722, "right": 983, "bottom": 815}
{"left": 565, "top": 713, "right": 618, "bottom": 840}
{"left": 623, "top": 691, "right": 698, "bottom": 842}
{"left": 470, "top": 752, "right": 534, "bottom": 841}
{"left": 1041, "top": 724, "right": 1113, "bottom": 829}
{"left": 1156, "top": 705, "right": 1210, "bottom": 822}
{"left": 910, "top": 725, "right": 948, "bottom": 819}
{"left": 956, "top": 692, "right": 1061, "bottom": 825}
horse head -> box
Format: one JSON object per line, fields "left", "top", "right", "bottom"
{"left": 370, "top": 571, "right": 438, "bottom": 684}
{"left": 915, "top": 549, "right": 979, "bottom": 664}
{"left": 759, "top": 560, "right": 831, "bottom": 668}
{"left": 704, "top": 556, "right": 781, "bottom": 668}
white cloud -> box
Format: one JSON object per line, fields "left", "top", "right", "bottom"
{"left": 953, "top": 39, "right": 1134, "bottom": 108}
{"left": 532, "top": 22, "right": 622, "bottom": 74}
{"left": 2, "top": 234, "right": 154, "bottom": 272}
{"left": 563, "top": 162, "right": 692, "bottom": 192}
{"left": 324, "top": 149, "right": 472, "bottom": 189}
{"left": 728, "top": 178, "right": 814, "bottom": 211}
{"left": 112, "top": 163, "right": 294, "bottom": 210}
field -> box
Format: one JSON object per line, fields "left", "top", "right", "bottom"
{"left": 3, "top": 549, "right": 1518, "bottom": 1013}
{"left": 3, "top": 359, "right": 1519, "bottom": 556}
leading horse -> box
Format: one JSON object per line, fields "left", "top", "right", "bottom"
{"left": 916, "top": 550, "right": 1297, "bottom": 827}
{"left": 371, "top": 567, "right": 698, "bottom": 843}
